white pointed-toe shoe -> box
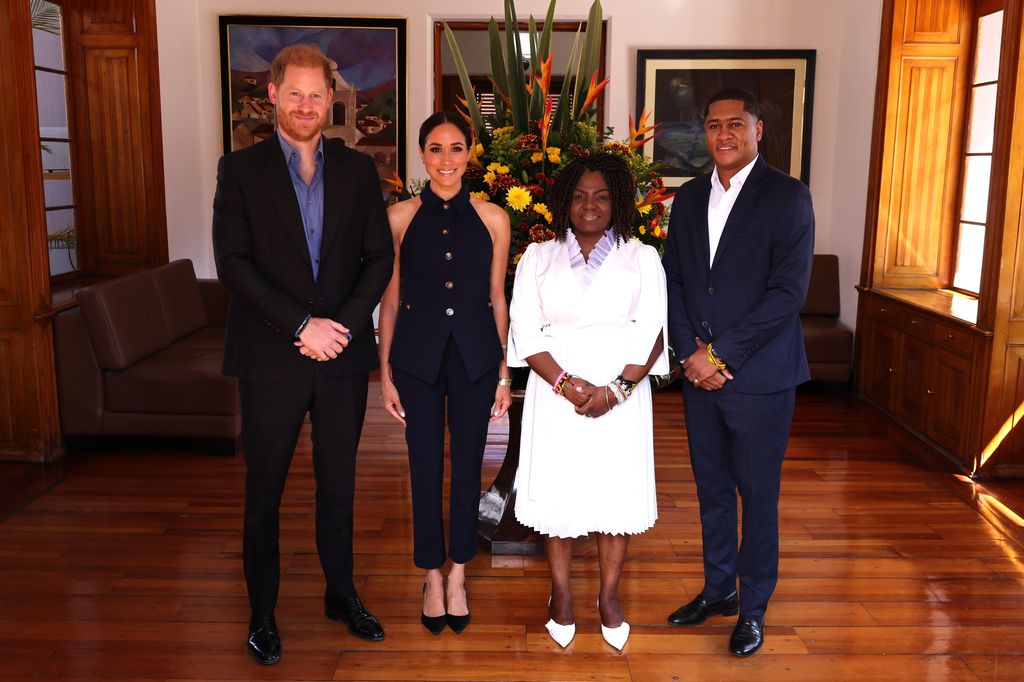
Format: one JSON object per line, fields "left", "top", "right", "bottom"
{"left": 600, "top": 620, "right": 630, "bottom": 650}
{"left": 545, "top": 596, "right": 576, "bottom": 648}
{"left": 598, "top": 599, "right": 630, "bottom": 651}
{"left": 545, "top": 618, "right": 577, "bottom": 648}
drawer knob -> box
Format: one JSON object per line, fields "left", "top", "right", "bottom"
{"left": 910, "top": 319, "right": 919, "bottom": 325}
{"left": 926, "top": 389, "right": 935, "bottom": 395}
{"left": 888, "top": 368, "right": 895, "bottom": 374}
{"left": 947, "top": 334, "right": 954, "bottom": 340}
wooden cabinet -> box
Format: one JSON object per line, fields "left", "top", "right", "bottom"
{"left": 858, "top": 291, "right": 982, "bottom": 468}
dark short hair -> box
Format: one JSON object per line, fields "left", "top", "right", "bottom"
{"left": 548, "top": 153, "right": 636, "bottom": 244}
{"left": 270, "top": 44, "right": 333, "bottom": 92}
{"left": 703, "top": 87, "right": 762, "bottom": 120}
{"left": 418, "top": 111, "right": 473, "bottom": 150}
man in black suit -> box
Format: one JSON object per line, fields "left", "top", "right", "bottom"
{"left": 662, "top": 88, "right": 814, "bottom": 657}
{"left": 212, "top": 44, "right": 394, "bottom": 665}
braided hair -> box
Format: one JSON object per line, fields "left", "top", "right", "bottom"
{"left": 548, "top": 153, "right": 636, "bottom": 244}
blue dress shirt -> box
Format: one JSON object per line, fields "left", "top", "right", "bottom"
{"left": 278, "top": 132, "right": 325, "bottom": 281}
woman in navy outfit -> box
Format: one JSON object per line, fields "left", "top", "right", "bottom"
{"left": 378, "top": 112, "right": 512, "bottom": 634}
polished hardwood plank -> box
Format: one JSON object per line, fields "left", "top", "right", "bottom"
{"left": 1, "top": 380, "right": 1024, "bottom": 680}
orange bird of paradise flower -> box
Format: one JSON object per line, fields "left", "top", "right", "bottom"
{"left": 629, "top": 107, "right": 658, "bottom": 149}
{"left": 535, "top": 54, "right": 555, "bottom": 151}
{"left": 579, "top": 71, "right": 610, "bottom": 113}
{"left": 382, "top": 171, "right": 403, "bottom": 194}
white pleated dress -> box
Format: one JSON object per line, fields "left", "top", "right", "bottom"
{"left": 508, "top": 236, "right": 669, "bottom": 539}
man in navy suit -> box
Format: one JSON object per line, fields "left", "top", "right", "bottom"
{"left": 662, "top": 87, "right": 814, "bottom": 657}
{"left": 213, "top": 45, "right": 393, "bottom": 664}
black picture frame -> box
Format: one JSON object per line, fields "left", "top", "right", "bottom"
{"left": 218, "top": 15, "right": 407, "bottom": 194}
{"left": 635, "top": 49, "right": 815, "bottom": 190}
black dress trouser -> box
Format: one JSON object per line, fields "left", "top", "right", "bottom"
{"left": 239, "top": 364, "right": 368, "bottom": 618}
{"left": 392, "top": 338, "right": 497, "bottom": 569}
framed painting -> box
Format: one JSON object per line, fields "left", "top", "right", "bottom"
{"left": 635, "top": 49, "right": 815, "bottom": 190}
{"left": 219, "top": 16, "right": 407, "bottom": 194}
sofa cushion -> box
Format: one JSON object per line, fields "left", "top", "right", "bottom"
{"left": 151, "top": 260, "right": 208, "bottom": 341}
{"left": 104, "top": 342, "right": 238, "bottom": 416}
{"left": 803, "top": 254, "right": 841, "bottom": 316}
{"left": 76, "top": 271, "right": 173, "bottom": 370}
{"left": 801, "top": 316, "right": 854, "bottom": 363}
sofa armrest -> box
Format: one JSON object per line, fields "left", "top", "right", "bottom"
{"left": 198, "top": 279, "right": 231, "bottom": 326}
{"left": 53, "top": 308, "right": 104, "bottom": 435}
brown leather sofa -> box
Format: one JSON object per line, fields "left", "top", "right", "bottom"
{"left": 801, "top": 254, "right": 854, "bottom": 383}
{"left": 54, "top": 259, "right": 240, "bottom": 440}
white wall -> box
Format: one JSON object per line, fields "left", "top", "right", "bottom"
{"left": 155, "top": 0, "right": 882, "bottom": 330}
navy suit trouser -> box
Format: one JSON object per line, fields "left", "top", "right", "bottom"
{"left": 392, "top": 337, "right": 497, "bottom": 569}
{"left": 683, "top": 382, "right": 795, "bottom": 620}
{"left": 239, "top": 366, "right": 368, "bottom": 618}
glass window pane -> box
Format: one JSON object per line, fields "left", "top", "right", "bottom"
{"left": 974, "top": 11, "right": 1004, "bottom": 84}
{"left": 967, "top": 84, "right": 997, "bottom": 154}
{"left": 47, "top": 233, "right": 78, "bottom": 277}
{"left": 41, "top": 141, "right": 70, "bottom": 172}
{"left": 35, "top": 70, "right": 68, "bottom": 131}
{"left": 44, "top": 207, "right": 74, "bottom": 237}
{"left": 30, "top": 11, "right": 64, "bottom": 71}
{"left": 43, "top": 175, "right": 73, "bottom": 208}
{"left": 961, "top": 155, "right": 992, "bottom": 223}
{"left": 953, "top": 222, "right": 985, "bottom": 293}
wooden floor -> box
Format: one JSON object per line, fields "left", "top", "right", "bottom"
{"left": 2, "top": 380, "right": 1024, "bottom": 681}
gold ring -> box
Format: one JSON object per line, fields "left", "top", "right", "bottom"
{"left": 693, "top": 379, "right": 700, "bottom": 386}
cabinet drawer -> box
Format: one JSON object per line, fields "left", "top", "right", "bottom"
{"left": 868, "top": 299, "right": 902, "bottom": 326}
{"left": 932, "top": 324, "right": 973, "bottom": 356}
{"left": 902, "top": 311, "right": 933, "bottom": 339}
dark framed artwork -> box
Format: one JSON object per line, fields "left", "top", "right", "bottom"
{"left": 218, "top": 16, "right": 407, "bottom": 193}
{"left": 635, "top": 49, "right": 815, "bottom": 190}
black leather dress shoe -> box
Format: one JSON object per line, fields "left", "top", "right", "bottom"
{"left": 667, "top": 591, "right": 738, "bottom": 626}
{"left": 729, "top": 615, "right": 764, "bottom": 657}
{"left": 247, "top": 614, "right": 281, "bottom": 665}
{"left": 325, "top": 593, "right": 385, "bottom": 641}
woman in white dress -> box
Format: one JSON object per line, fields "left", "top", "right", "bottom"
{"left": 508, "top": 153, "right": 669, "bottom": 650}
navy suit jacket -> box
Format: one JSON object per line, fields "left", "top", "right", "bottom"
{"left": 662, "top": 156, "right": 814, "bottom": 394}
{"left": 213, "top": 135, "right": 394, "bottom": 382}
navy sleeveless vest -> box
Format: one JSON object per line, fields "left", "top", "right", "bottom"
{"left": 388, "top": 184, "right": 502, "bottom": 383}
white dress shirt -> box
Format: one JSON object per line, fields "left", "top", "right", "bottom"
{"left": 707, "top": 154, "right": 759, "bottom": 267}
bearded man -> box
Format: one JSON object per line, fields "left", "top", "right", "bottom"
{"left": 212, "top": 44, "right": 394, "bottom": 665}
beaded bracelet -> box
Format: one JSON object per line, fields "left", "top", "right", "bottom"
{"left": 612, "top": 375, "right": 637, "bottom": 399}
{"left": 607, "top": 382, "right": 625, "bottom": 404}
{"left": 552, "top": 370, "right": 568, "bottom": 395}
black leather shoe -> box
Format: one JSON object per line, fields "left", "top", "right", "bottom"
{"left": 421, "top": 584, "right": 446, "bottom": 635}
{"left": 729, "top": 615, "right": 764, "bottom": 657}
{"left": 446, "top": 611, "right": 470, "bottom": 634}
{"left": 325, "top": 593, "right": 385, "bottom": 641}
{"left": 667, "top": 591, "right": 738, "bottom": 626}
{"left": 445, "top": 581, "right": 470, "bottom": 634}
{"left": 246, "top": 613, "right": 281, "bottom": 665}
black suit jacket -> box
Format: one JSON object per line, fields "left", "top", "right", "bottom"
{"left": 662, "top": 156, "right": 814, "bottom": 394}
{"left": 213, "top": 135, "right": 394, "bottom": 382}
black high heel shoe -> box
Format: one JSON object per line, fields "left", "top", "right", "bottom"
{"left": 445, "top": 580, "right": 470, "bottom": 634}
{"left": 421, "top": 584, "right": 446, "bottom": 636}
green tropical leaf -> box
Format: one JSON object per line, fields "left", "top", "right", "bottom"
{"left": 504, "top": 0, "right": 528, "bottom": 131}
{"left": 442, "top": 22, "right": 486, "bottom": 140}
{"left": 575, "top": 0, "right": 603, "bottom": 117}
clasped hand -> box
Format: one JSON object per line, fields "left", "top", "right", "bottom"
{"left": 563, "top": 377, "right": 614, "bottom": 419}
{"left": 682, "top": 337, "right": 734, "bottom": 390}
{"left": 293, "top": 317, "right": 350, "bottom": 362}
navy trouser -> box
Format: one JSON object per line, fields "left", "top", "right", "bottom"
{"left": 393, "top": 338, "right": 497, "bottom": 569}
{"left": 239, "top": 366, "right": 368, "bottom": 618}
{"left": 682, "top": 382, "right": 795, "bottom": 619}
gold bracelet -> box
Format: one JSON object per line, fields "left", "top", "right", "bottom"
{"left": 497, "top": 377, "right": 512, "bottom": 387}
{"left": 707, "top": 343, "right": 727, "bottom": 370}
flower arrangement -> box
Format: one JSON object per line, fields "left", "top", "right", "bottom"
{"left": 443, "top": 0, "right": 670, "bottom": 284}
{"left": 382, "top": 0, "right": 670, "bottom": 291}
